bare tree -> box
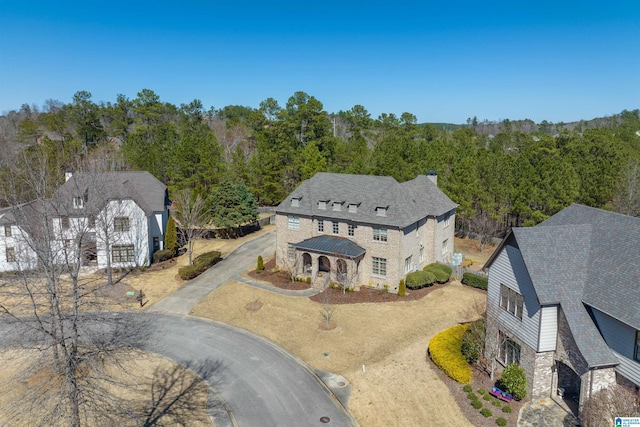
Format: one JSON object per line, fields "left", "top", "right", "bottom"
{"left": 468, "top": 211, "right": 501, "bottom": 252}
{"left": 319, "top": 277, "right": 336, "bottom": 330}
{"left": 278, "top": 245, "right": 301, "bottom": 284}
{"left": 172, "top": 189, "right": 209, "bottom": 266}
{"left": 581, "top": 384, "right": 640, "bottom": 427}
{"left": 613, "top": 159, "right": 640, "bottom": 217}
{"left": 335, "top": 258, "right": 360, "bottom": 294}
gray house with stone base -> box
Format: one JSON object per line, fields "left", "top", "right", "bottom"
{"left": 484, "top": 204, "right": 640, "bottom": 416}
{"left": 275, "top": 172, "right": 457, "bottom": 293}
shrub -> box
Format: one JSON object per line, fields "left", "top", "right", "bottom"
{"left": 153, "top": 249, "right": 174, "bottom": 263}
{"left": 432, "top": 263, "right": 453, "bottom": 276}
{"left": 165, "top": 216, "right": 178, "bottom": 254}
{"left": 257, "top": 255, "right": 264, "bottom": 271}
{"left": 461, "top": 318, "right": 485, "bottom": 363}
{"left": 461, "top": 272, "right": 488, "bottom": 290}
{"left": 498, "top": 363, "right": 527, "bottom": 400}
{"left": 406, "top": 270, "right": 436, "bottom": 289}
{"left": 467, "top": 392, "right": 477, "bottom": 401}
{"left": 471, "top": 400, "right": 482, "bottom": 409}
{"left": 496, "top": 417, "right": 507, "bottom": 426}
{"left": 398, "top": 279, "right": 406, "bottom": 297}
{"left": 478, "top": 388, "right": 486, "bottom": 395}
{"left": 428, "top": 324, "right": 472, "bottom": 384}
{"left": 502, "top": 405, "right": 512, "bottom": 413}
{"left": 306, "top": 277, "right": 311, "bottom": 284}
{"left": 483, "top": 393, "right": 491, "bottom": 401}
{"left": 423, "top": 263, "right": 451, "bottom": 283}
{"left": 178, "top": 264, "right": 201, "bottom": 280}
{"left": 492, "top": 398, "right": 502, "bottom": 407}
{"left": 463, "top": 384, "right": 472, "bottom": 393}
{"left": 480, "top": 408, "right": 493, "bottom": 417}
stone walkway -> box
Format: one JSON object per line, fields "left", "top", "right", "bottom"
{"left": 518, "top": 398, "right": 580, "bottom": 427}
{"left": 234, "top": 273, "right": 322, "bottom": 297}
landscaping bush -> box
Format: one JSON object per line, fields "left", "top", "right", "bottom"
{"left": 472, "top": 400, "right": 483, "bottom": 409}
{"left": 461, "top": 272, "right": 488, "bottom": 290}
{"left": 492, "top": 398, "right": 502, "bottom": 406}
{"left": 432, "top": 263, "right": 453, "bottom": 276}
{"left": 467, "top": 392, "right": 477, "bottom": 401}
{"left": 463, "top": 384, "right": 472, "bottom": 393}
{"left": 153, "top": 249, "right": 174, "bottom": 263}
{"left": 461, "top": 318, "right": 485, "bottom": 363}
{"left": 405, "top": 270, "right": 436, "bottom": 289}
{"left": 178, "top": 250, "right": 221, "bottom": 280}
{"left": 483, "top": 393, "right": 491, "bottom": 401}
{"left": 496, "top": 417, "right": 507, "bottom": 426}
{"left": 498, "top": 363, "right": 527, "bottom": 400}
{"left": 480, "top": 408, "right": 493, "bottom": 417}
{"left": 257, "top": 255, "right": 264, "bottom": 271}
{"left": 423, "top": 263, "right": 451, "bottom": 283}
{"left": 398, "top": 279, "right": 406, "bottom": 297}
{"left": 306, "top": 277, "right": 311, "bottom": 284}
{"left": 478, "top": 388, "right": 486, "bottom": 395}
{"left": 428, "top": 324, "right": 472, "bottom": 384}
{"left": 165, "top": 216, "right": 178, "bottom": 253}
{"left": 502, "top": 405, "right": 512, "bottom": 413}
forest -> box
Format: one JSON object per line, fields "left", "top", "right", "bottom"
{"left": 1, "top": 89, "right": 639, "bottom": 236}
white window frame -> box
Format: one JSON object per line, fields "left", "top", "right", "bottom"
{"left": 4, "top": 225, "right": 12, "bottom": 237}
{"left": 444, "top": 214, "right": 451, "bottom": 227}
{"left": 498, "top": 331, "right": 521, "bottom": 365}
{"left": 61, "top": 216, "right": 70, "bottom": 230}
{"left": 372, "top": 257, "right": 387, "bottom": 277}
{"left": 6, "top": 247, "right": 16, "bottom": 262}
{"left": 114, "top": 216, "right": 130, "bottom": 232}
{"left": 287, "top": 243, "right": 295, "bottom": 261}
{"left": 419, "top": 247, "right": 424, "bottom": 263}
{"left": 373, "top": 227, "right": 387, "bottom": 242}
{"left": 441, "top": 239, "right": 449, "bottom": 256}
{"left": 112, "top": 244, "right": 135, "bottom": 263}
{"left": 73, "top": 196, "right": 84, "bottom": 209}
{"left": 404, "top": 256, "right": 413, "bottom": 273}
{"left": 500, "top": 284, "right": 523, "bottom": 320}
{"left": 332, "top": 221, "right": 339, "bottom": 234}
{"left": 317, "top": 219, "right": 324, "bottom": 233}
{"left": 287, "top": 215, "right": 300, "bottom": 230}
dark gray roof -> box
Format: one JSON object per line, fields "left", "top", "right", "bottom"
{"left": 54, "top": 171, "right": 168, "bottom": 216}
{"left": 487, "top": 204, "right": 640, "bottom": 368}
{"left": 295, "top": 236, "right": 366, "bottom": 259}
{"left": 276, "top": 172, "right": 457, "bottom": 228}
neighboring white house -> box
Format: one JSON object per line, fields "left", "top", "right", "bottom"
{"left": 275, "top": 171, "right": 457, "bottom": 292}
{"left": 484, "top": 204, "right": 640, "bottom": 416}
{"left": 0, "top": 171, "right": 170, "bottom": 272}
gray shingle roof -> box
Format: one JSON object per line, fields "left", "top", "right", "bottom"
{"left": 276, "top": 172, "right": 457, "bottom": 228}
{"left": 488, "top": 204, "right": 640, "bottom": 368}
{"left": 295, "top": 236, "right": 366, "bottom": 259}
{"left": 54, "top": 171, "right": 168, "bottom": 216}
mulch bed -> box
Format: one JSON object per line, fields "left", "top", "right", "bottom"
{"left": 247, "top": 258, "right": 442, "bottom": 303}
{"left": 427, "top": 355, "right": 523, "bottom": 427}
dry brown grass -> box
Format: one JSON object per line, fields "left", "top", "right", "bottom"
{"left": 190, "top": 279, "right": 487, "bottom": 426}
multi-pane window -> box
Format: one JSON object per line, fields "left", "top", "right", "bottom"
{"left": 404, "top": 256, "right": 413, "bottom": 273}
{"left": 287, "top": 215, "right": 300, "bottom": 230}
{"left": 318, "top": 220, "right": 324, "bottom": 233}
{"left": 287, "top": 243, "right": 295, "bottom": 261}
{"left": 332, "top": 221, "right": 339, "bottom": 234}
{"left": 73, "top": 196, "right": 84, "bottom": 209}
{"left": 88, "top": 215, "right": 96, "bottom": 229}
{"left": 500, "top": 284, "right": 524, "bottom": 320}
{"left": 498, "top": 331, "right": 521, "bottom": 365}
{"left": 419, "top": 247, "right": 424, "bottom": 262}
{"left": 373, "top": 227, "right": 387, "bottom": 242}
{"left": 635, "top": 331, "right": 640, "bottom": 363}
{"left": 372, "top": 257, "right": 387, "bottom": 277}
{"left": 64, "top": 239, "right": 71, "bottom": 248}
{"left": 112, "top": 244, "right": 135, "bottom": 263}
{"left": 4, "top": 225, "right": 11, "bottom": 237}
{"left": 114, "top": 217, "right": 130, "bottom": 232}
{"left": 348, "top": 223, "right": 355, "bottom": 236}
{"left": 442, "top": 239, "right": 449, "bottom": 256}
{"left": 444, "top": 214, "right": 451, "bottom": 227}
{"left": 61, "top": 216, "right": 70, "bottom": 230}
{"left": 6, "top": 247, "right": 16, "bottom": 262}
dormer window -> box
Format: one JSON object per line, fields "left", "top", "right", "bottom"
{"left": 318, "top": 200, "right": 328, "bottom": 210}
{"left": 291, "top": 196, "right": 302, "bottom": 207}
{"left": 376, "top": 206, "right": 387, "bottom": 217}
{"left": 332, "top": 201, "right": 343, "bottom": 211}
{"left": 348, "top": 203, "right": 358, "bottom": 213}
{"left": 73, "top": 196, "right": 84, "bottom": 209}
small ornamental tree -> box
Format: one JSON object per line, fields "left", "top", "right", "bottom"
{"left": 257, "top": 255, "right": 264, "bottom": 271}
{"left": 498, "top": 363, "right": 527, "bottom": 400}
{"left": 398, "top": 279, "right": 406, "bottom": 297}
{"left": 165, "top": 216, "right": 178, "bottom": 254}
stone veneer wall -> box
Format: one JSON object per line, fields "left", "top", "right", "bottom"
{"left": 532, "top": 351, "right": 555, "bottom": 398}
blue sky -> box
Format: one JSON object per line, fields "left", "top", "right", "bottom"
{"left": 1, "top": 1, "right": 638, "bottom": 123}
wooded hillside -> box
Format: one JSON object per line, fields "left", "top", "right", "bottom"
{"left": 1, "top": 89, "right": 639, "bottom": 236}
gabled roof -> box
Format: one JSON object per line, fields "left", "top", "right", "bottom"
{"left": 485, "top": 204, "right": 640, "bottom": 368}
{"left": 295, "top": 236, "right": 366, "bottom": 259}
{"left": 54, "top": 171, "right": 167, "bottom": 216}
{"left": 276, "top": 172, "right": 457, "bottom": 228}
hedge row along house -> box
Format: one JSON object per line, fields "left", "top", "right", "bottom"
{"left": 484, "top": 204, "right": 640, "bottom": 416}
{"left": 275, "top": 171, "right": 457, "bottom": 292}
{"left": 0, "top": 171, "right": 170, "bottom": 273}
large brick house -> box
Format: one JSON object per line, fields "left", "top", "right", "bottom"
{"left": 484, "top": 204, "right": 640, "bottom": 415}
{"left": 0, "top": 171, "right": 170, "bottom": 272}
{"left": 275, "top": 172, "right": 457, "bottom": 292}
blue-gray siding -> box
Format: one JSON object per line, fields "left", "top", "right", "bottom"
{"left": 487, "top": 244, "right": 541, "bottom": 351}
{"left": 592, "top": 308, "right": 640, "bottom": 386}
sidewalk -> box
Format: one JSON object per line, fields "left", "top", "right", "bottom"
{"left": 233, "top": 273, "right": 321, "bottom": 297}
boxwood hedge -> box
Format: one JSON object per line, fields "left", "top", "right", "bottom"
{"left": 461, "top": 272, "right": 488, "bottom": 290}
{"left": 405, "top": 270, "right": 436, "bottom": 289}
{"left": 178, "top": 250, "right": 221, "bottom": 280}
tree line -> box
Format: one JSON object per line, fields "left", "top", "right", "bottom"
{"left": 1, "top": 89, "right": 639, "bottom": 235}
